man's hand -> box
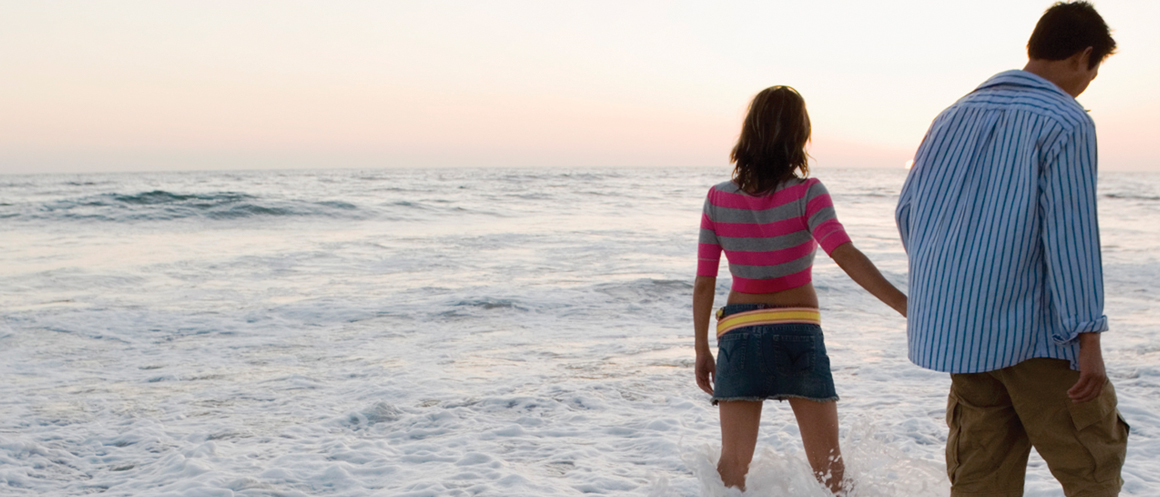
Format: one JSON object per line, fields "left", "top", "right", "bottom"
{"left": 695, "top": 350, "right": 715, "bottom": 395}
{"left": 1068, "top": 332, "right": 1107, "bottom": 403}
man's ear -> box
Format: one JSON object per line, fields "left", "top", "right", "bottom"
{"left": 1072, "top": 46, "right": 1095, "bottom": 70}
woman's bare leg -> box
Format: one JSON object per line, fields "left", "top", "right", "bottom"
{"left": 717, "top": 400, "right": 763, "bottom": 490}
{"left": 789, "top": 398, "right": 845, "bottom": 493}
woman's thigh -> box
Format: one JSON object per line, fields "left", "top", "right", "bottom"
{"left": 718, "top": 400, "right": 763, "bottom": 463}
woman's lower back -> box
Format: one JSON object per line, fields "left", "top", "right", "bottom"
{"left": 727, "top": 282, "right": 819, "bottom": 308}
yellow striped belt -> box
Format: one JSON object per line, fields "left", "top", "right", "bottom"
{"left": 715, "top": 307, "right": 821, "bottom": 337}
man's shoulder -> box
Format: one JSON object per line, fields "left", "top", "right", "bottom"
{"left": 955, "top": 70, "right": 1092, "bottom": 129}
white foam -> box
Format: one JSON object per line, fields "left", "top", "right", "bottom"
{"left": 1, "top": 168, "right": 1156, "bottom": 495}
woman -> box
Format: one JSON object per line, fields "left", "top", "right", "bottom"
{"left": 693, "top": 86, "right": 907, "bottom": 493}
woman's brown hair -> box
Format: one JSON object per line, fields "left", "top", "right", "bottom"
{"left": 730, "top": 86, "right": 811, "bottom": 195}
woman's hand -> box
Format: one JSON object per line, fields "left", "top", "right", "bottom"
{"left": 696, "top": 349, "right": 715, "bottom": 395}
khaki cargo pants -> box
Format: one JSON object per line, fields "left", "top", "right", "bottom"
{"left": 947, "top": 358, "right": 1129, "bottom": 497}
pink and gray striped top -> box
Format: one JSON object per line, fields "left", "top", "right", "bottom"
{"left": 698, "top": 177, "right": 851, "bottom": 293}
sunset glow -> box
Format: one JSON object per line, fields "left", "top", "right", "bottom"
{"left": 1, "top": 0, "right": 1157, "bottom": 173}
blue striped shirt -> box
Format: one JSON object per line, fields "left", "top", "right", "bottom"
{"left": 896, "top": 70, "right": 1107, "bottom": 374}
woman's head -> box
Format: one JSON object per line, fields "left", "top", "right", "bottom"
{"left": 731, "top": 86, "right": 811, "bottom": 195}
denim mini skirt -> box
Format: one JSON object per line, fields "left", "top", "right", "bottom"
{"left": 711, "top": 303, "right": 839, "bottom": 404}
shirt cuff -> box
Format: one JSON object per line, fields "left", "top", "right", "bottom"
{"left": 1051, "top": 315, "right": 1109, "bottom": 344}
{"left": 697, "top": 258, "right": 720, "bottom": 277}
{"left": 817, "top": 230, "right": 852, "bottom": 255}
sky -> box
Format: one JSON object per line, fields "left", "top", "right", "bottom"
{"left": 2, "top": 0, "right": 1158, "bottom": 174}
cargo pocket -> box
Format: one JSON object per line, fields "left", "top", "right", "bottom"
{"left": 945, "top": 393, "right": 963, "bottom": 485}
{"left": 770, "top": 334, "right": 815, "bottom": 376}
{"left": 1066, "top": 383, "right": 1128, "bottom": 483}
{"left": 1116, "top": 412, "right": 1130, "bottom": 437}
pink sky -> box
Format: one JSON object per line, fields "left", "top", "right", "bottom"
{"left": 2, "top": 0, "right": 1157, "bottom": 173}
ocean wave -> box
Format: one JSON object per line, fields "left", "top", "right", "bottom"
{"left": 0, "top": 190, "right": 507, "bottom": 223}
{"left": 1103, "top": 193, "right": 1160, "bottom": 201}
{"left": 594, "top": 278, "right": 692, "bottom": 303}
{"left": 450, "top": 297, "right": 526, "bottom": 310}
{"left": 5, "top": 190, "right": 368, "bottom": 222}
{"left": 112, "top": 190, "right": 251, "bottom": 205}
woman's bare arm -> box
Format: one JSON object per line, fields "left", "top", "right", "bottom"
{"left": 829, "top": 243, "right": 907, "bottom": 317}
{"left": 693, "top": 276, "right": 716, "bottom": 395}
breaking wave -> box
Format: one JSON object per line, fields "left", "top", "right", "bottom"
{"left": 3, "top": 190, "right": 369, "bottom": 222}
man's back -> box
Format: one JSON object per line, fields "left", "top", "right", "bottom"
{"left": 898, "top": 4, "right": 1126, "bottom": 494}
{"left": 896, "top": 69, "right": 1107, "bottom": 374}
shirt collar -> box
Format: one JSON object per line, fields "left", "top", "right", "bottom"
{"left": 974, "top": 69, "right": 1077, "bottom": 101}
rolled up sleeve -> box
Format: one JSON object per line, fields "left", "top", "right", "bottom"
{"left": 1040, "top": 121, "right": 1108, "bottom": 344}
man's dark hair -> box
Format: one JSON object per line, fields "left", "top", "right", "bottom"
{"left": 1028, "top": 1, "right": 1116, "bottom": 69}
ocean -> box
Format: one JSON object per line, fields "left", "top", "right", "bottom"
{"left": 1, "top": 167, "right": 1156, "bottom": 496}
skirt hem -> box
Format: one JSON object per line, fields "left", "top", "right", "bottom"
{"left": 711, "top": 394, "right": 840, "bottom": 406}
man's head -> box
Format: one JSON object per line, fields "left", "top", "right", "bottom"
{"left": 1024, "top": 1, "right": 1116, "bottom": 97}
{"left": 1028, "top": 1, "right": 1116, "bottom": 68}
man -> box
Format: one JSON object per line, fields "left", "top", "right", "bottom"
{"left": 895, "top": 2, "right": 1128, "bottom": 496}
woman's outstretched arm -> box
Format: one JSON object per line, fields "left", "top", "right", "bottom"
{"left": 693, "top": 276, "right": 717, "bottom": 395}
{"left": 829, "top": 243, "right": 907, "bottom": 317}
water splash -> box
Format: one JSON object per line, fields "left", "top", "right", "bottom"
{"left": 673, "top": 419, "right": 948, "bottom": 496}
